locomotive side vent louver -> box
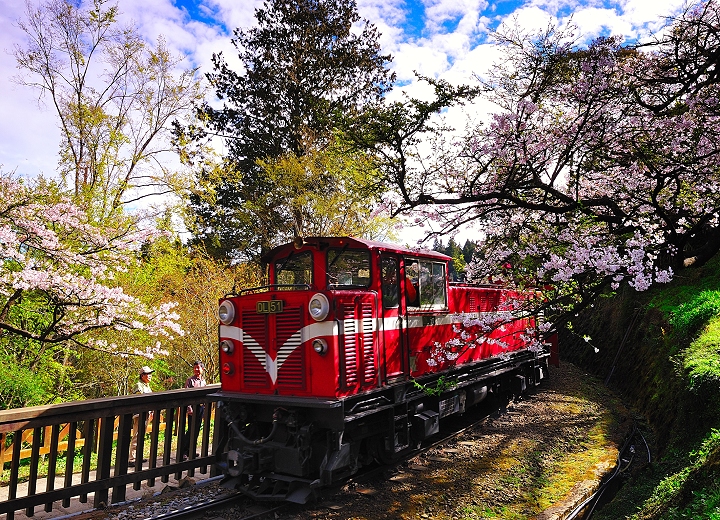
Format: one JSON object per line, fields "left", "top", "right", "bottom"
{"left": 479, "top": 293, "right": 489, "bottom": 312}
{"left": 341, "top": 302, "right": 358, "bottom": 388}
{"left": 360, "top": 302, "right": 376, "bottom": 384}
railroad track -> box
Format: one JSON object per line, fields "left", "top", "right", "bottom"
{"left": 120, "top": 391, "right": 523, "bottom": 520}
{"left": 127, "top": 491, "right": 285, "bottom": 520}
{"left": 341, "top": 389, "right": 518, "bottom": 490}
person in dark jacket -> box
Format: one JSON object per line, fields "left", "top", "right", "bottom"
{"left": 181, "top": 361, "right": 206, "bottom": 460}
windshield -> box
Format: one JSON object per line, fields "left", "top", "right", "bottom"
{"left": 274, "top": 251, "right": 313, "bottom": 287}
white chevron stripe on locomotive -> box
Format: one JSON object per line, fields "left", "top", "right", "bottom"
{"left": 220, "top": 313, "right": 485, "bottom": 383}
{"left": 220, "top": 322, "right": 335, "bottom": 383}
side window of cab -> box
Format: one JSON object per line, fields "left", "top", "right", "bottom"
{"left": 381, "top": 256, "right": 400, "bottom": 308}
{"left": 405, "top": 258, "right": 447, "bottom": 309}
{"left": 405, "top": 259, "right": 420, "bottom": 307}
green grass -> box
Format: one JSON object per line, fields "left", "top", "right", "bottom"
{"left": 668, "top": 290, "right": 720, "bottom": 338}
{"left": 648, "top": 255, "right": 720, "bottom": 317}
{"left": 681, "top": 319, "right": 720, "bottom": 390}
{"left": 629, "top": 430, "right": 720, "bottom": 519}
{"left": 674, "top": 485, "right": 720, "bottom": 519}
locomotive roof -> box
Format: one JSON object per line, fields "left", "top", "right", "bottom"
{"left": 262, "top": 236, "right": 452, "bottom": 263}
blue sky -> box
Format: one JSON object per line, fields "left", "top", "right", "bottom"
{"left": 0, "top": 0, "right": 688, "bottom": 190}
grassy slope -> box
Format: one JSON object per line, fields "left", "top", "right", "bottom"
{"left": 560, "top": 256, "right": 720, "bottom": 519}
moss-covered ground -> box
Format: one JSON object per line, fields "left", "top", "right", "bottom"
{"left": 289, "top": 362, "right": 628, "bottom": 520}
{"left": 563, "top": 256, "right": 720, "bottom": 519}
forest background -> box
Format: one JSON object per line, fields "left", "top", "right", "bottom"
{"left": 2, "top": 0, "right": 720, "bottom": 425}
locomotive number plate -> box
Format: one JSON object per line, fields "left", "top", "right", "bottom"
{"left": 256, "top": 300, "right": 284, "bottom": 314}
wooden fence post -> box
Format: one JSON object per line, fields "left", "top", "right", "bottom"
{"left": 62, "top": 423, "right": 77, "bottom": 508}
{"left": 44, "top": 423, "right": 61, "bottom": 512}
{"left": 93, "top": 416, "right": 114, "bottom": 508}
{"left": 79, "top": 419, "right": 94, "bottom": 504}
{"left": 0, "top": 432, "right": 5, "bottom": 477}
{"left": 26, "top": 426, "right": 42, "bottom": 517}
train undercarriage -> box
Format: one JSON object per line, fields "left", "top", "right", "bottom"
{"left": 215, "top": 351, "right": 550, "bottom": 504}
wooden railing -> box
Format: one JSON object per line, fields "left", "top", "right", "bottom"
{"left": 0, "top": 385, "right": 227, "bottom": 519}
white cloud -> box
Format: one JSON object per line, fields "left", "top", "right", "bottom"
{"left": 497, "top": 5, "right": 558, "bottom": 34}
{"left": 621, "top": 0, "right": 686, "bottom": 30}
{"left": 568, "top": 7, "right": 633, "bottom": 39}
{"left": 359, "top": 0, "right": 407, "bottom": 26}
{"left": 0, "top": 0, "right": 60, "bottom": 178}
{"left": 392, "top": 42, "right": 451, "bottom": 82}
{"left": 423, "top": 0, "right": 490, "bottom": 36}
{"left": 445, "top": 41, "right": 505, "bottom": 84}
{"left": 358, "top": 0, "right": 408, "bottom": 54}
{"left": 0, "top": 0, "right": 695, "bottom": 187}
{"left": 201, "top": 0, "right": 261, "bottom": 33}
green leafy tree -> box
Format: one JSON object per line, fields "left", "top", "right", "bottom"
{"left": 76, "top": 229, "right": 262, "bottom": 396}
{"left": 462, "top": 240, "right": 477, "bottom": 265}
{"left": 0, "top": 349, "right": 81, "bottom": 409}
{"left": 186, "top": 0, "right": 395, "bottom": 260}
{"left": 250, "top": 141, "right": 397, "bottom": 244}
{"left": 431, "top": 238, "right": 467, "bottom": 281}
{"left": 446, "top": 238, "right": 467, "bottom": 280}
{"left": 13, "top": 0, "right": 204, "bottom": 220}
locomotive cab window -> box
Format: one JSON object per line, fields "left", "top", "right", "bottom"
{"left": 381, "top": 256, "right": 400, "bottom": 308}
{"left": 275, "top": 251, "right": 312, "bottom": 288}
{"left": 327, "top": 249, "right": 371, "bottom": 288}
{"left": 405, "top": 259, "right": 447, "bottom": 309}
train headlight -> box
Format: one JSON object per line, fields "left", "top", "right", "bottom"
{"left": 220, "top": 340, "right": 234, "bottom": 355}
{"left": 312, "top": 338, "right": 328, "bottom": 355}
{"left": 308, "top": 293, "right": 330, "bottom": 321}
{"left": 218, "top": 300, "right": 235, "bottom": 325}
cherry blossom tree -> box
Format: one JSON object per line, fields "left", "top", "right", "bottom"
{"left": 364, "top": 0, "right": 720, "bottom": 333}
{"left": 0, "top": 173, "right": 182, "bottom": 358}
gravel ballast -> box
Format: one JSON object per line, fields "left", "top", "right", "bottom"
{"left": 58, "top": 361, "right": 630, "bottom": 520}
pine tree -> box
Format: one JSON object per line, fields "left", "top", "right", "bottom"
{"left": 189, "top": 0, "right": 394, "bottom": 259}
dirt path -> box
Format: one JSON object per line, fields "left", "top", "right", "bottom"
{"left": 284, "top": 362, "right": 631, "bottom": 520}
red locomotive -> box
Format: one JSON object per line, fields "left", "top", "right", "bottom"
{"left": 215, "top": 236, "right": 555, "bottom": 503}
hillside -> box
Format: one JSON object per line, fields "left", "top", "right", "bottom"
{"left": 560, "top": 257, "right": 720, "bottom": 519}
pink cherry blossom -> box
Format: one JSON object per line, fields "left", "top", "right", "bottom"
{"left": 0, "top": 174, "right": 182, "bottom": 357}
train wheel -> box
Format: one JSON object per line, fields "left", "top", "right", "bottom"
{"left": 366, "top": 435, "right": 396, "bottom": 465}
{"left": 513, "top": 373, "right": 527, "bottom": 398}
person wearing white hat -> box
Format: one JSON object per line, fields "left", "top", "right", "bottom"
{"left": 135, "top": 366, "right": 154, "bottom": 394}
{"left": 130, "top": 366, "right": 154, "bottom": 464}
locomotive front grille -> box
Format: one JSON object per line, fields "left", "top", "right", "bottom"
{"left": 240, "top": 305, "right": 306, "bottom": 391}
{"left": 276, "top": 307, "right": 305, "bottom": 389}
{"left": 242, "top": 311, "right": 268, "bottom": 387}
